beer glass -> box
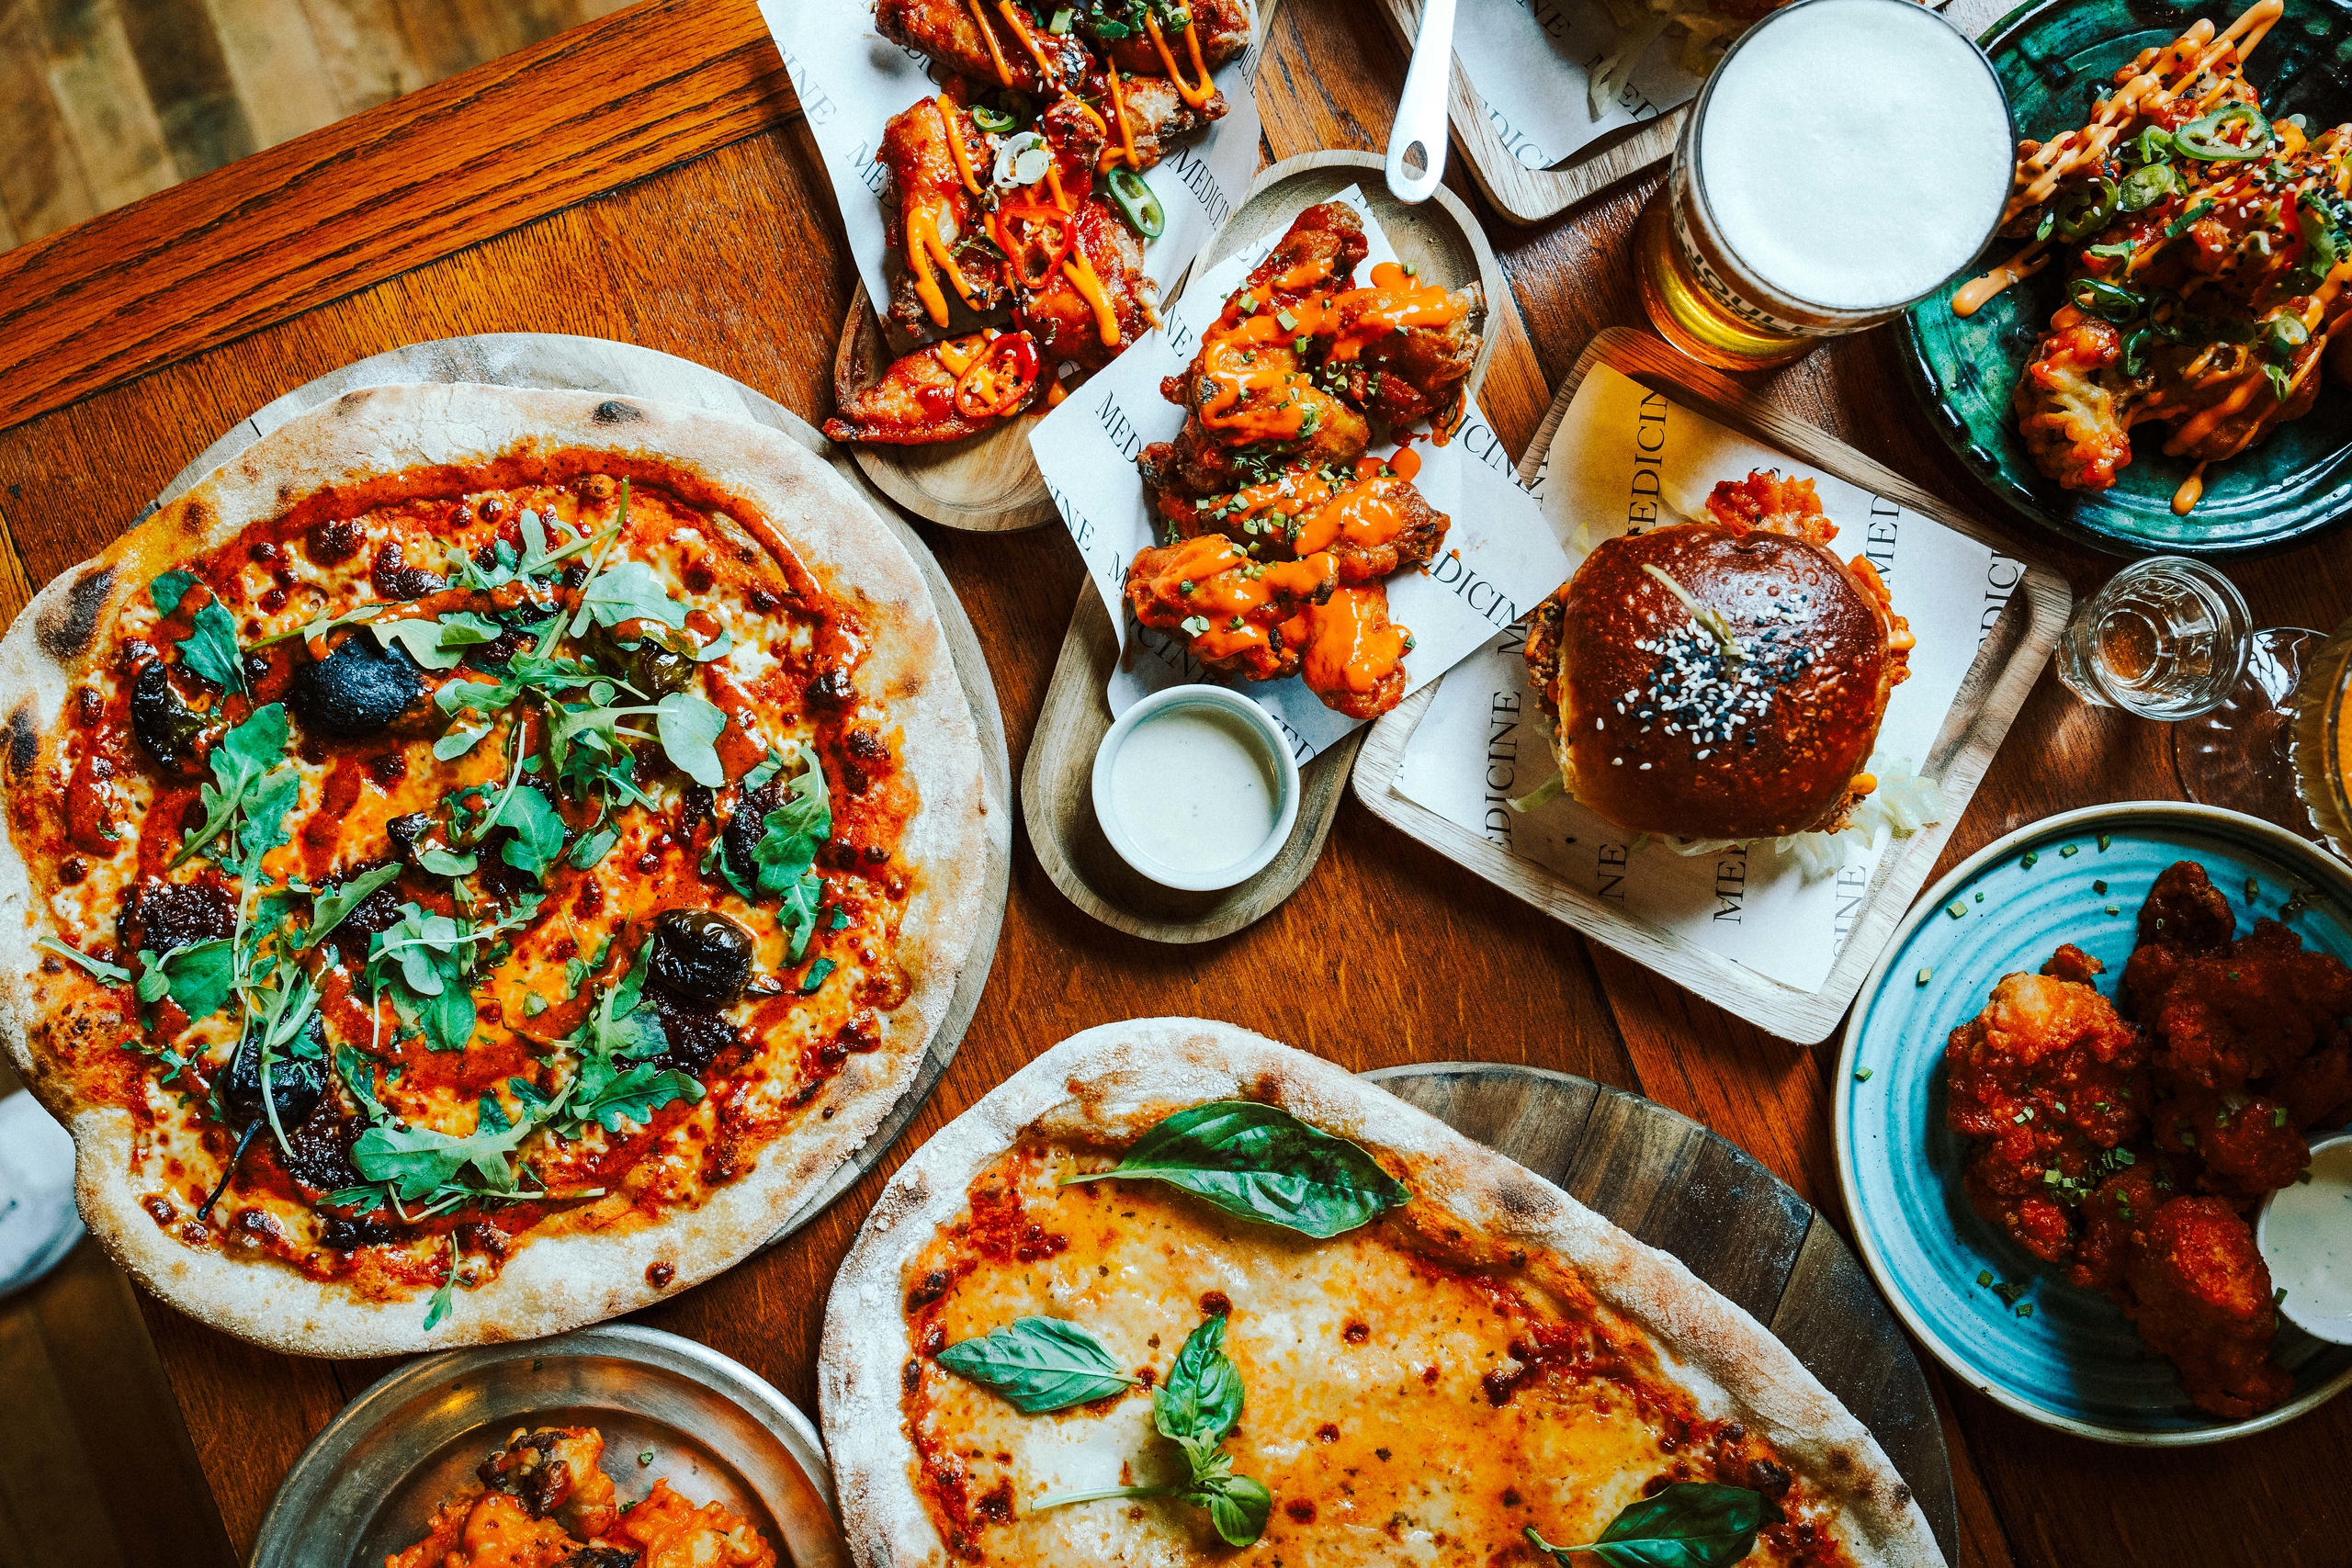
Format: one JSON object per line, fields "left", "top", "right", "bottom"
{"left": 1635, "top": 0, "right": 2014, "bottom": 369}
{"left": 2175, "top": 615, "right": 2352, "bottom": 862}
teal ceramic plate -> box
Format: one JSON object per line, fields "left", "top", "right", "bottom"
{"left": 1836, "top": 803, "right": 2352, "bottom": 1443}
{"left": 1899, "top": 0, "right": 2352, "bottom": 558}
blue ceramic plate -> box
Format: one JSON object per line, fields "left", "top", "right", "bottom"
{"left": 1836, "top": 803, "right": 2352, "bottom": 1443}
{"left": 1898, "top": 0, "right": 2352, "bottom": 558}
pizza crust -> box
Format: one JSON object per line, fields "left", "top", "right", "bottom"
{"left": 820, "top": 1018, "right": 1942, "bottom": 1568}
{"left": 0, "top": 383, "right": 994, "bottom": 1356}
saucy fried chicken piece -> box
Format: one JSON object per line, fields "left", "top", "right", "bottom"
{"left": 2146, "top": 919, "right": 2352, "bottom": 1091}
{"left": 2122, "top": 859, "right": 2239, "bottom": 1015}
{"left": 2150, "top": 1085, "right": 2310, "bottom": 1201}
{"left": 1125, "top": 534, "right": 1337, "bottom": 682}
{"left": 1143, "top": 457, "right": 1450, "bottom": 584}
{"left": 2269, "top": 1031, "right": 2352, "bottom": 1129}
{"left": 1086, "top": 0, "right": 1253, "bottom": 82}
{"left": 1322, "top": 268, "right": 1484, "bottom": 432}
{"left": 875, "top": 0, "right": 1091, "bottom": 94}
{"left": 1161, "top": 367, "right": 1369, "bottom": 493}
{"left": 2069, "top": 1158, "right": 2175, "bottom": 1294}
{"left": 1284, "top": 584, "right": 1412, "bottom": 719}
{"left": 1087, "top": 71, "right": 1218, "bottom": 170}
{"left": 823, "top": 333, "right": 1040, "bottom": 446}
{"left": 1015, "top": 197, "right": 1157, "bottom": 372}
{"left": 2014, "top": 311, "right": 2136, "bottom": 492}
{"left": 2042, "top": 942, "right": 2105, "bottom": 986}
{"left": 878, "top": 92, "right": 1011, "bottom": 335}
{"left": 614, "top": 1481, "right": 778, "bottom": 1568}
{"left": 477, "top": 1427, "right": 619, "bottom": 1538}
{"left": 1945, "top": 965, "right": 2150, "bottom": 1265}
{"left": 2119, "top": 1196, "right": 2293, "bottom": 1419}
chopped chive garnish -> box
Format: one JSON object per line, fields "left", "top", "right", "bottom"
{"left": 1854, "top": 1067, "right": 1873, "bottom": 1081}
{"left": 2060, "top": 844, "right": 2079, "bottom": 857}
{"left": 2021, "top": 851, "right": 2039, "bottom": 869}
{"left": 1975, "top": 890, "right": 1984, "bottom": 902}
{"left": 2016, "top": 1303, "right": 2035, "bottom": 1319}
{"left": 2093, "top": 880, "right": 2109, "bottom": 894}
{"left": 2245, "top": 876, "right": 2261, "bottom": 901}
{"left": 639, "top": 1450, "right": 655, "bottom": 1466}
{"left": 2106, "top": 905, "right": 2120, "bottom": 915}
{"left": 1977, "top": 1269, "right": 1994, "bottom": 1287}
{"left": 1947, "top": 902, "right": 1966, "bottom": 919}
{"left": 2097, "top": 834, "right": 2111, "bottom": 850}
{"left": 1917, "top": 966, "right": 1933, "bottom": 986}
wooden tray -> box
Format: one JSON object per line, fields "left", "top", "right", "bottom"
{"left": 1373, "top": 1061, "right": 1958, "bottom": 1562}
{"left": 147, "top": 333, "right": 1014, "bottom": 1244}
{"left": 1351, "top": 326, "right": 2074, "bottom": 1043}
{"left": 833, "top": 0, "right": 1283, "bottom": 532}
{"left": 1021, "top": 150, "right": 1511, "bottom": 943}
{"left": 1372, "top": 0, "right": 1683, "bottom": 227}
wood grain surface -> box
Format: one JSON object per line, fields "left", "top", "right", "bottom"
{"left": 0, "top": 2, "right": 2347, "bottom": 1566}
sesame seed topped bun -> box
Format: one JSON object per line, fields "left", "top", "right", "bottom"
{"left": 1521, "top": 471, "right": 1912, "bottom": 842}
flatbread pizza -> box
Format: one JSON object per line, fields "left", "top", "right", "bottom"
{"left": 821, "top": 1018, "right": 1939, "bottom": 1567}
{"left": 0, "top": 383, "right": 990, "bottom": 1354}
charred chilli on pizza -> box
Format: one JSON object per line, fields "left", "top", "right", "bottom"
{"left": 0, "top": 386, "right": 988, "bottom": 1355}
{"left": 821, "top": 0, "right": 1252, "bottom": 446}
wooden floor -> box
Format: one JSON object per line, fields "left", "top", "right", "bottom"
{"left": 0, "top": 0, "right": 634, "bottom": 254}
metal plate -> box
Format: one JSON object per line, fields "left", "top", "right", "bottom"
{"left": 252, "top": 1324, "right": 845, "bottom": 1568}
{"left": 1836, "top": 800, "right": 2352, "bottom": 1444}
{"left": 143, "top": 333, "right": 1014, "bottom": 1247}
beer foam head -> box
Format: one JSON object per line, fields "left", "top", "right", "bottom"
{"left": 1695, "top": 0, "right": 2012, "bottom": 312}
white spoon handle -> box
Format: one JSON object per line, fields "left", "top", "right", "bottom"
{"left": 1385, "top": 0, "right": 1455, "bottom": 205}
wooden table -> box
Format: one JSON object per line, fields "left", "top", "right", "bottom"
{"left": 0, "top": 4, "right": 2346, "bottom": 1565}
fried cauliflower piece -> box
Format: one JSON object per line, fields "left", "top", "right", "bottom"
{"left": 614, "top": 1481, "right": 778, "bottom": 1568}
{"left": 1702, "top": 469, "right": 1838, "bottom": 547}
{"left": 2119, "top": 1196, "right": 2294, "bottom": 1420}
{"left": 2145, "top": 919, "right": 2352, "bottom": 1091}
{"left": 2014, "top": 314, "right": 2135, "bottom": 492}
{"left": 1943, "top": 964, "right": 2151, "bottom": 1265}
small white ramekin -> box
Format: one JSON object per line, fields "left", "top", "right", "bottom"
{"left": 2256, "top": 1127, "right": 2352, "bottom": 1345}
{"left": 1090, "top": 684, "right": 1301, "bottom": 892}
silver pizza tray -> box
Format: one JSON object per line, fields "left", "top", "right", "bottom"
{"left": 251, "top": 1324, "right": 846, "bottom": 1568}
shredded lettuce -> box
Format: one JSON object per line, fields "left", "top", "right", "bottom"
{"left": 1658, "top": 758, "right": 1944, "bottom": 881}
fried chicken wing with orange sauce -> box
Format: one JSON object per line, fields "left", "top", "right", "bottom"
{"left": 1702, "top": 469, "right": 1840, "bottom": 546}
{"left": 1085, "top": 0, "right": 1253, "bottom": 83}
{"left": 1142, "top": 457, "right": 1450, "bottom": 584}
{"left": 1286, "top": 584, "right": 1413, "bottom": 718}
{"left": 1085, "top": 71, "right": 1216, "bottom": 169}
{"left": 876, "top": 0, "right": 1092, "bottom": 94}
{"left": 1323, "top": 271, "right": 1484, "bottom": 432}
{"left": 1013, "top": 197, "right": 1158, "bottom": 372}
{"left": 878, "top": 92, "right": 1015, "bottom": 337}
{"left": 1944, "top": 963, "right": 2150, "bottom": 1266}
{"left": 2120, "top": 1196, "right": 2294, "bottom": 1419}
{"left": 1125, "top": 534, "right": 1337, "bottom": 682}
{"left": 823, "top": 332, "right": 1042, "bottom": 446}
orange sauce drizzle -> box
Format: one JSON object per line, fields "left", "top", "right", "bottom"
{"left": 934, "top": 96, "right": 982, "bottom": 196}
{"left": 934, "top": 333, "right": 989, "bottom": 375}
{"left": 2172, "top": 461, "right": 2210, "bottom": 515}
{"left": 1287, "top": 587, "right": 1407, "bottom": 695}
{"left": 1101, "top": 71, "right": 1140, "bottom": 170}
{"left": 965, "top": 0, "right": 1014, "bottom": 85}
{"left": 1292, "top": 474, "right": 1410, "bottom": 554}
{"left": 1046, "top": 162, "right": 1073, "bottom": 212}
{"left": 1194, "top": 258, "right": 1463, "bottom": 442}
{"left": 1064, "top": 253, "right": 1121, "bottom": 344}
{"left": 906, "top": 208, "right": 978, "bottom": 325}
{"left": 998, "top": 0, "right": 1060, "bottom": 85}
{"left": 1143, "top": 12, "right": 1215, "bottom": 108}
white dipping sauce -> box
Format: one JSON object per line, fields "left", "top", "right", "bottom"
{"left": 2263, "top": 1136, "right": 2352, "bottom": 1340}
{"left": 1110, "top": 705, "right": 1281, "bottom": 875}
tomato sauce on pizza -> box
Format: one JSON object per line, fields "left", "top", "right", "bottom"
{"left": 11, "top": 449, "right": 927, "bottom": 1330}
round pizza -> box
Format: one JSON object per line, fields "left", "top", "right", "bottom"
{"left": 821, "top": 1019, "right": 1939, "bottom": 1567}
{"left": 0, "top": 383, "right": 990, "bottom": 1354}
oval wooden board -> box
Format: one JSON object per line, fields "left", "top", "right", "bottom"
{"left": 838, "top": 283, "right": 1060, "bottom": 534}
{"left": 1372, "top": 1061, "right": 1960, "bottom": 1563}
{"left": 144, "top": 333, "right": 1014, "bottom": 1245}
{"left": 1020, "top": 150, "right": 1513, "bottom": 944}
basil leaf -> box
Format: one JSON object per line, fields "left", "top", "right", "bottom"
{"left": 141, "top": 937, "right": 236, "bottom": 1020}
{"left": 150, "top": 570, "right": 199, "bottom": 617}
{"left": 306, "top": 864, "right": 401, "bottom": 950}
{"left": 1068, "top": 1101, "right": 1409, "bottom": 1237}
{"left": 179, "top": 599, "right": 245, "bottom": 692}
{"left": 937, "top": 1317, "right": 1138, "bottom": 1412}
{"left": 1155, "top": 1313, "right": 1243, "bottom": 1446}
{"left": 37, "top": 935, "right": 130, "bottom": 985}
{"left": 654, "top": 690, "right": 727, "bottom": 787}
{"left": 1193, "top": 1473, "right": 1271, "bottom": 1548}
{"left": 1525, "top": 1483, "right": 1765, "bottom": 1568}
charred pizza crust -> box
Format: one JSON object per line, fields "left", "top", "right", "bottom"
{"left": 0, "top": 384, "right": 992, "bottom": 1355}
{"left": 820, "top": 1018, "right": 1939, "bottom": 1568}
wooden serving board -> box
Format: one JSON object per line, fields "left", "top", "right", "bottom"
{"left": 1020, "top": 151, "right": 1514, "bottom": 943}
{"left": 146, "top": 333, "right": 1014, "bottom": 1244}
{"left": 1371, "top": 0, "right": 1683, "bottom": 228}
{"left": 1372, "top": 1061, "right": 1959, "bottom": 1563}
{"left": 1351, "top": 327, "right": 2075, "bottom": 1043}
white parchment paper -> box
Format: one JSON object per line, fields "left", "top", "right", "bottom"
{"left": 763, "top": 0, "right": 1266, "bottom": 334}
{"left": 1451, "top": 0, "right": 1705, "bottom": 171}
{"left": 1027, "top": 186, "right": 1572, "bottom": 762}
{"left": 1384, "top": 364, "right": 2028, "bottom": 991}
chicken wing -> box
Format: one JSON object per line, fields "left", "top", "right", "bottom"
{"left": 1322, "top": 268, "right": 1484, "bottom": 432}
{"left": 1015, "top": 197, "right": 1157, "bottom": 372}
{"left": 1125, "top": 534, "right": 1336, "bottom": 682}
{"left": 823, "top": 332, "right": 1040, "bottom": 446}
{"left": 1144, "top": 457, "right": 1450, "bottom": 585}
{"left": 879, "top": 93, "right": 1012, "bottom": 336}
{"left": 2120, "top": 1196, "right": 2294, "bottom": 1419}
{"left": 1285, "top": 583, "right": 1412, "bottom": 719}
{"left": 2144, "top": 918, "right": 2352, "bottom": 1090}
{"left": 1086, "top": 0, "right": 1253, "bottom": 81}
{"left": 876, "top": 0, "right": 1092, "bottom": 94}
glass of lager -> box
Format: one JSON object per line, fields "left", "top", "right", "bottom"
{"left": 1635, "top": 0, "right": 2015, "bottom": 369}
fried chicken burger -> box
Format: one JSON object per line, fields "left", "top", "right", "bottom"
{"left": 1522, "top": 470, "right": 1915, "bottom": 842}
